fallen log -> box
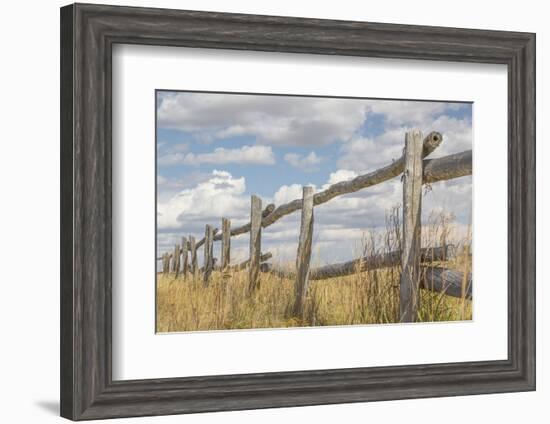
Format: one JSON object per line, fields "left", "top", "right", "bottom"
{"left": 262, "top": 245, "right": 454, "bottom": 281}
{"left": 262, "top": 261, "right": 471, "bottom": 300}
{"left": 421, "top": 267, "right": 472, "bottom": 300}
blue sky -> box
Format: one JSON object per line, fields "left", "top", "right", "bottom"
{"left": 156, "top": 91, "right": 472, "bottom": 265}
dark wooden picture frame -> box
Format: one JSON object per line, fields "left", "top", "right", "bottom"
{"left": 60, "top": 3, "right": 535, "bottom": 420}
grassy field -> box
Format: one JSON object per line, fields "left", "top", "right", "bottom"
{"left": 156, "top": 251, "right": 472, "bottom": 332}
{"left": 156, "top": 209, "right": 472, "bottom": 333}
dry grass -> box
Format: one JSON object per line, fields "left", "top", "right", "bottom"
{"left": 156, "top": 262, "right": 471, "bottom": 332}
{"left": 156, "top": 208, "right": 472, "bottom": 333}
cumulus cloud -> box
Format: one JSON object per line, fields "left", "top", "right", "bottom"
{"left": 273, "top": 183, "right": 309, "bottom": 205}
{"left": 157, "top": 92, "right": 367, "bottom": 146}
{"left": 158, "top": 145, "right": 276, "bottom": 167}
{"left": 157, "top": 171, "right": 213, "bottom": 202}
{"left": 157, "top": 170, "right": 250, "bottom": 231}
{"left": 337, "top": 127, "right": 407, "bottom": 172}
{"left": 324, "top": 169, "right": 358, "bottom": 186}
{"left": 428, "top": 115, "right": 472, "bottom": 157}
{"left": 284, "top": 151, "right": 324, "bottom": 171}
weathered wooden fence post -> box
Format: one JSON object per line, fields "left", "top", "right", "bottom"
{"left": 292, "top": 186, "right": 315, "bottom": 319}
{"left": 222, "top": 218, "right": 231, "bottom": 270}
{"left": 189, "top": 235, "right": 197, "bottom": 279}
{"left": 162, "top": 252, "right": 169, "bottom": 275}
{"left": 248, "top": 195, "right": 262, "bottom": 293}
{"left": 181, "top": 236, "right": 188, "bottom": 280}
{"left": 400, "top": 129, "right": 424, "bottom": 322}
{"left": 203, "top": 225, "right": 214, "bottom": 286}
{"left": 173, "top": 244, "right": 181, "bottom": 278}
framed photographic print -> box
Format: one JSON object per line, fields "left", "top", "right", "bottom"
{"left": 155, "top": 90, "right": 472, "bottom": 332}
{"left": 60, "top": 3, "right": 536, "bottom": 420}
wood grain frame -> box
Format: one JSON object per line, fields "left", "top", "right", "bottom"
{"left": 60, "top": 3, "right": 536, "bottom": 420}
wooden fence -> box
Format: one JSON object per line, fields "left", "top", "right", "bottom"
{"left": 157, "top": 129, "right": 473, "bottom": 322}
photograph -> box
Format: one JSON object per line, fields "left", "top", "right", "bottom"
{"left": 155, "top": 91, "right": 473, "bottom": 332}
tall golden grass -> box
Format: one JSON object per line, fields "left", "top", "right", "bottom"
{"left": 156, "top": 208, "right": 472, "bottom": 333}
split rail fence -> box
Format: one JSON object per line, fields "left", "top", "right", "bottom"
{"left": 157, "top": 129, "right": 473, "bottom": 322}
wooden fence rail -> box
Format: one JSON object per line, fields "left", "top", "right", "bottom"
{"left": 261, "top": 264, "right": 472, "bottom": 300}
{"left": 155, "top": 148, "right": 471, "bottom": 262}
{"left": 156, "top": 151, "right": 471, "bottom": 260}
{"left": 157, "top": 129, "right": 473, "bottom": 321}
{"left": 262, "top": 245, "right": 453, "bottom": 281}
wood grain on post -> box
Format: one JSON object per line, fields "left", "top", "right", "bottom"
{"left": 248, "top": 195, "right": 262, "bottom": 293}
{"left": 173, "top": 244, "right": 181, "bottom": 278}
{"left": 292, "top": 186, "right": 315, "bottom": 318}
{"left": 195, "top": 228, "right": 218, "bottom": 250}
{"left": 203, "top": 225, "right": 214, "bottom": 286}
{"left": 189, "top": 235, "right": 197, "bottom": 278}
{"left": 170, "top": 247, "right": 176, "bottom": 274}
{"left": 400, "top": 129, "right": 424, "bottom": 322}
{"left": 221, "top": 218, "right": 231, "bottom": 270}
{"left": 162, "top": 253, "right": 169, "bottom": 275}
{"left": 181, "top": 236, "right": 188, "bottom": 280}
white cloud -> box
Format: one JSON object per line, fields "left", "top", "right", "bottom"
{"left": 337, "top": 127, "right": 407, "bottom": 172}
{"left": 273, "top": 184, "right": 306, "bottom": 205}
{"left": 158, "top": 145, "right": 276, "bottom": 167}
{"left": 368, "top": 100, "right": 448, "bottom": 126}
{"left": 428, "top": 115, "right": 472, "bottom": 157}
{"left": 325, "top": 169, "right": 358, "bottom": 186}
{"left": 338, "top": 112, "right": 472, "bottom": 172}
{"left": 284, "top": 151, "right": 323, "bottom": 171}
{"left": 157, "top": 170, "right": 250, "bottom": 231}
{"left": 157, "top": 92, "right": 367, "bottom": 146}
{"left": 157, "top": 171, "right": 212, "bottom": 202}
